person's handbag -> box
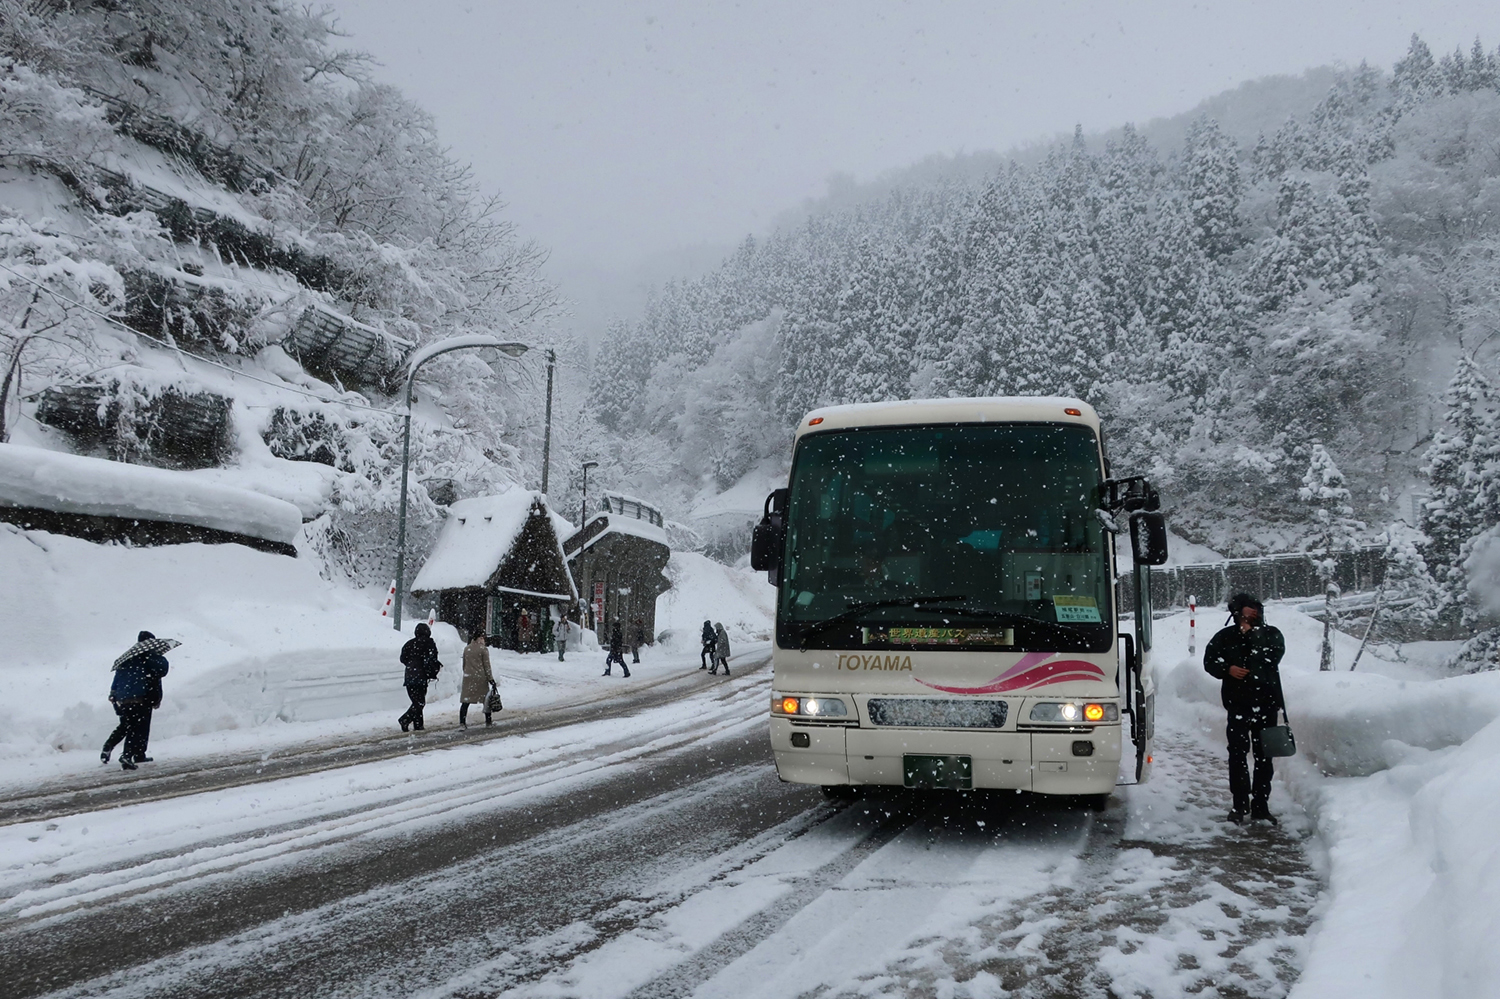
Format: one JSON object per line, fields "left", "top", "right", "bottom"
{"left": 484, "top": 682, "right": 503, "bottom": 714}
{"left": 1261, "top": 710, "right": 1297, "bottom": 758}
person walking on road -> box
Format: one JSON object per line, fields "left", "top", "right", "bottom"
{"left": 699, "top": 620, "right": 715, "bottom": 670}
{"left": 399, "top": 622, "right": 443, "bottom": 732}
{"left": 603, "top": 621, "right": 631, "bottom": 677}
{"left": 557, "top": 613, "right": 569, "bottom": 662}
{"left": 1204, "top": 593, "right": 1287, "bottom": 825}
{"left": 710, "top": 622, "right": 731, "bottom": 676}
{"left": 632, "top": 618, "right": 646, "bottom": 664}
{"left": 459, "top": 628, "right": 496, "bottom": 727}
{"left": 102, "top": 631, "right": 177, "bottom": 770}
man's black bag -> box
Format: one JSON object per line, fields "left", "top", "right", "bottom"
{"left": 1261, "top": 710, "right": 1297, "bottom": 758}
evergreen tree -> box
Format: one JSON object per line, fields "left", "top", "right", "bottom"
{"left": 1181, "top": 116, "right": 1245, "bottom": 259}
{"left": 1299, "top": 443, "right": 1364, "bottom": 669}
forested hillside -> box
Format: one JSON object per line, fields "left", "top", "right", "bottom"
{"left": 591, "top": 36, "right": 1500, "bottom": 653}
{"left": 0, "top": 1, "right": 573, "bottom": 588}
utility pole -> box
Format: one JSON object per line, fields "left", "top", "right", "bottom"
{"left": 541, "top": 348, "right": 555, "bottom": 494}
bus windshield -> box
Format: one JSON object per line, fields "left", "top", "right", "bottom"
{"left": 778, "top": 422, "right": 1112, "bottom": 653}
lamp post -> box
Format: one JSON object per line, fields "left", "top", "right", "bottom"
{"left": 580, "top": 460, "right": 598, "bottom": 526}
{"left": 392, "top": 335, "right": 529, "bottom": 630}
{"left": 541, "top": 348, "right": 556, "bottom": 494}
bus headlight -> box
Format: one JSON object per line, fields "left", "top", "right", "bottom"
{"left": 772, "top": 695, "right": 849, "bottom": 717}
{"left": 1029, "top": 702, "right": 1118, "bottom": 723}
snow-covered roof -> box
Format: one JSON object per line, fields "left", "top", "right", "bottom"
{"left": 412, "top": 490, "right": 575, "bottom": 596}
{"left": 0, "top": 443, "right": 302, "bottom": 544}
{"left": 573, "top": 510, "right": 670, "bottom": 554}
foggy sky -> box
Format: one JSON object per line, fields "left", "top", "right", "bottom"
{"left": 327, "top": 0, "right": 1499, "bottom": 338}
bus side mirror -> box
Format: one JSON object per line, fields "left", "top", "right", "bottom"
{"left": 751, "top": 488, "right": 789, "bottom": 583}
{"left": 1130, "top": 511, "right": 1169, "bottom": 566}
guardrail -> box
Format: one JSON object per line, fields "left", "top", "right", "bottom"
{"left": 1118, "top": 544, "right": 1388, "bottom": 613}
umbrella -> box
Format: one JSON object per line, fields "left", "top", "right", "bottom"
{"left": 112, "top": 637, "right": 182, "bottom": 670}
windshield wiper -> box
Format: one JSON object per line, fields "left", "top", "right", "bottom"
{"left": 795, "top": 594, "right": 967, "bottom": 650}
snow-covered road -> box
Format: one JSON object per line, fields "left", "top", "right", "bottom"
{"left": 0, "top": 648, "right": 1320, "bottom": 999}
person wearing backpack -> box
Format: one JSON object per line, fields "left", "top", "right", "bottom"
{"left": 399, "top": 622, "right": 442, "bottom": 732}
{"left": 1204, "top": 593, "right": 1287, "bottom": 825}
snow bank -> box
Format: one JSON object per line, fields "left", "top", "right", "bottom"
{"left": 0, "top": 523, "right": 411, "bottom": 764}
{"left": 656, "top": 551, "right": 775, "bottom": 644}
{"left": 1153, "top": 604, "right": 1500, "bottom": 999}
{"left": 0, "top": 443, "right": 302, "bottom": 544}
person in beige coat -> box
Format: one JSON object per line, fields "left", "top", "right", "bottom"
{"left": 460, "top": 630, "right": 496, "bottom": 727}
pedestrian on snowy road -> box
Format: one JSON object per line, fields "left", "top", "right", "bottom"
{"left": 603, "top": 621, "right": 631, "bottom": 677}
{"left": 459, "top": 628, "right": 496, "bottom": 727}
{"left": 699, "top": 620, "right": 715, "bottom": 670}
{"left": 558, "top": 614, "right": 570, "bottom": 661}
{"left": 102, "top": 631, "right": 177, "bottom": 771}
{"left": 632, "top": 618, "right": 645, "bottom": 664}
{"left": 710, "top": 623, "right": 731, "bottom": 675}
{"left": 1204, "top": 593, "right": 1287, "bottom": 825}
{"left": 399, "top": 622, "right": 443, "bottom": 732}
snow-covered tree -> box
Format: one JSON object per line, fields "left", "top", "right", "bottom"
{"left": 1300, "top": 443, "right": 1364, "bottom": 669}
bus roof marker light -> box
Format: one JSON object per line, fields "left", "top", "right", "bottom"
{"left": 1064, "top": 407, "right": 1082, "bottom": 416}
{"left": 808, "top": 416, "right": 824, "bottom": 425}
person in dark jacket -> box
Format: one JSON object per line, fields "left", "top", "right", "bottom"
{"left": 102, "top": 630, "right": 172, "bottom": 771}
{"left": 399, "top": 623, "right": 442, "bottom": 731}
{"left": 632, "top": 618, "right": 646, "bottom": 664}
{"left": 700, "top": 620, "right": 715, "bottom": 670}
{"left": 1204, "top": 593, "right": 1287, "bottom": 825}
{"left": 603, "top": 621, "right": 631, "bottom": 677}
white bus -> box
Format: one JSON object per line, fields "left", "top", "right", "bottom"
{"left": 751, "top": 397, "right": 1168, "bottom": 805}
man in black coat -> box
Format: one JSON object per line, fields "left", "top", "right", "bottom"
{"left": 603, "top": 621, "right": 631, "bottom": 677}
{"left": 700, "top": 620, "right": 715, "bottom": 670}
{"left": 102, "top": 630, "right": 172, "bottom": 771}
{"left": 399, "top": 623, "right": 442, "bottom": 731}
{"left": 1204, "top": 593, "right": 1287, "bottom": 825}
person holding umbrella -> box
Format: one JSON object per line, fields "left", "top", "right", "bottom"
{"left": 102, "top": 631, "right": 178, "bottom": 771}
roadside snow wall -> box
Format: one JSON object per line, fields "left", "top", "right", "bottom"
{"left": 1159, "top": 606, "right": 1500, "bottom": 999}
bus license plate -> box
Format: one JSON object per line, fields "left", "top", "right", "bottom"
{"left": 903, "top": 754, "right": 973, "bottom": 790}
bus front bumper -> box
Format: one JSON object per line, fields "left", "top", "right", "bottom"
{"left": 770, "top": 718, "right": 1121, "bottom": 794}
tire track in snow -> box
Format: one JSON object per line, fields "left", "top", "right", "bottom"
{"left": 801, "top": 729, "right": 1322, "bottom": 999}
{"left": 1, "top": 675, "right": 776, "bottom": 923}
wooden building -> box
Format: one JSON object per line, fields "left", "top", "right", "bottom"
{"left": 563, "top": 492, "right": 672, "bottom": 646}
{"left": 411, "top": 491, "right": 576, "bottom": 649}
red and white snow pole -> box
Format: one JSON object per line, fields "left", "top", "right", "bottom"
{"left": 380, "top": 580, "right": 396, "bottom": 619}
{"left": 1188, "top": 594, "right": 1197, "bottom": 657}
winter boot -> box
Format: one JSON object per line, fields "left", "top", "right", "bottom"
{"left": 100, "top": 749, "right": 111, "bottom": 765}
{"left": 1227, "top": 809, "right": 1246, "bottom": 825}
{"left": 1251, "top": 805, "right": 1278, "bottom": 825}
{"left": 121, "top": 758, "right": 138, "bottom": 771}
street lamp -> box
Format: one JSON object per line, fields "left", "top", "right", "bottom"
{"left": 392, "top": 335, "right": 528, "bottom": 630}
{"left": 540, "top": 348, "right": 556, "bottom": 494}
{"left": 580, "top": 460, "right": 599, "bottom": 525}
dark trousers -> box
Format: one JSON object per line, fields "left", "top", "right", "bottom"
{"left": 604, "top": 651, "right": 630, "bottom": 676}
{"left": 701, "top": 641, "right": 714, "bottom": 667}
{"left": 104, "top": 700, "right": 153, "bottom": 761}
{"left": 399, "top": 683, "right": 427, "bottom": 730}
{"left": 458, "top": 701, "right": 492, "bottom": 725}
{"left": 1227, "top": 708, "right": 1274, "bottom": 813}
{"left": 632, "top": 644, "right": 640, "bottom": 663}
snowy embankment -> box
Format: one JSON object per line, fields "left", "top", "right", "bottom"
{"left": 0, "top": 525, "right": 772, "bottom": 779}
{"left": 657, "top": 550, "right": 776, "bottom": 644}
{"left": 1155, "top": 606, "right": 1500, "bottom": 999}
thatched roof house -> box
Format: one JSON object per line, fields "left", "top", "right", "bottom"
{"left": 411, "top": 491, "right": 576, "bottom": 649}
